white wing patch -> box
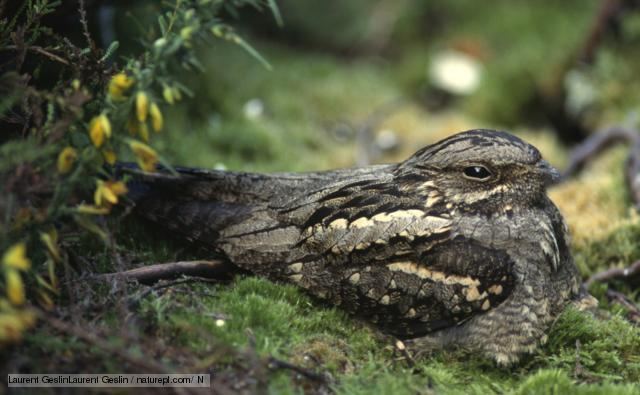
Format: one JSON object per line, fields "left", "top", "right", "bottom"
{"left": 304, "top": 209, "right": 452, "bottom": 254}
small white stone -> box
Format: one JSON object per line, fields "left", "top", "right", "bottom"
{"left": 429, "top": 50, "right": 482, "bottom": 95}
{"left": 243, "top": 98, "right": 264, "bottom": 119}
{"left": 375, "top": 129, "right": 399, "bottom": 151}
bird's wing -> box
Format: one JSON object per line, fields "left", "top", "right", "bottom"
{"left": 339, "top": 236, "right": 516, "bottom": 338}
{"left": 240, "top": 178, "right": 517, "bottom": 338}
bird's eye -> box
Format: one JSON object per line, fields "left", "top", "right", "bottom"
{"left": 463, "top": 165, "right": 492, "bottom": 181}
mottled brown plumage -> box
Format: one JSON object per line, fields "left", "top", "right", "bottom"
{"left": 123, "top": 129, "right": 581, "bottom": 365}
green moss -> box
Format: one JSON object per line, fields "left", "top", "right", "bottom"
{"left": 538, "top": 308, "right": 640, "bottom": 382}
{"left": 574, "top": 220, "right": 640, "bottom": 279}
{"left": 512, "top": 369, "right": 639, "bottom": 395}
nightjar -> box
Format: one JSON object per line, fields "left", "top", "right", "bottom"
{"left": 123, "top": 129, "right": 582, "bottom": 365}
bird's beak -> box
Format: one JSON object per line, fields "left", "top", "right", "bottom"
{"left": 536, "top": 159, "right": 561, "bottom": 187}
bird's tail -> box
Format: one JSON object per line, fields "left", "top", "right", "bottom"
{"left": 115, "top": 163, "right": 272, "bottom": 248}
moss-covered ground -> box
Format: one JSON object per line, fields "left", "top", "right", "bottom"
{"left": 6, "top": 1, "right": 640, "bottom": 393}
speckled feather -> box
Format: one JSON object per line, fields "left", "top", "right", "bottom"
{"left": 123, "top": 129, "right": 581, "bottom": 365}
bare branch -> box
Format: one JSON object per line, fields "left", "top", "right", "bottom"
{"left": 584, "top": 260, "right": 640, "bottom": 288}
{"left": 78, "top": 0, "right": 97, "bottom": 55}
{"left": 606, "top": 289, "right": 640, "bottom": 324}
{"left": 3, "top": 45, "right": 70, "bottom": 65}
{"left": 97, "top": 259, "right": 235, "bottom": 284}
{"left": 267, "top": 357, "right": 329, "bottom": 383}
{"left": 559, "top": 125, "right": 640, "bottom": 208}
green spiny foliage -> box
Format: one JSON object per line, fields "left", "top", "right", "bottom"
{"left": 0, "top": 0, "right": 277, "bottom": 346}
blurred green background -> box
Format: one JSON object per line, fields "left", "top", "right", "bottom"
{"left": 110, "top": 0, "right": 640, "bottom": 174}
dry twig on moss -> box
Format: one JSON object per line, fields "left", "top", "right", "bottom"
{"left": 560, "top": 125, "right": 640, "bottom": 208}
{"left": 98, "top": 260, "right": 234, "bottom": 284}
{"left": 605, "top": 289, "right": 640, "bottom": 324}
{"left": 267, "top": 357, "right": 329, "bottom": 384}
{"left": 584, "top": 260, "right": 640, "bottom": 288}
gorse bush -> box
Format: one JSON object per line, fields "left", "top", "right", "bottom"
{"left": 0, "top": 0, "right": 278, "bottom": 345}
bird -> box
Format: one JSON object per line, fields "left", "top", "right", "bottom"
{"left": 121, "top": 129, "right": 582, "bottom": 365}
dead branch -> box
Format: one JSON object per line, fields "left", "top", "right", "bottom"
{"left": 584, "top": 260, "right": 640, "bottom": 288}
{"left": 126, "top": 277, "right": 220, "bottom": 310}
{"left": 559, "top": 125, "right": 640, "bottom": 207}
{"left": 77, "top": 0, "right": 97, "bottom": 55}
{"left": 605, "top": 289, "right": 640, "bottom": 324}
{"left": 2, "top": 45, "right": 70, "bottom": 65}
{"left": 393, "top": 339, "right": 416, "bottom": 368}
{"left": 98, "top": 259, "right": 235, "bottom": 284}
{"left": 562, "top": 126, "right": 638, "bottom": 176}
{"left": 578, "top": 0, "right": 622, "bottom": 64}
{"left": 267, "top": 357, "right": 329, "bottom": 384}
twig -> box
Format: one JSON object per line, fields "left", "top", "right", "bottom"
{"left": 605, "top": 289, "right": 640, "bottom": 324}
{"left": 562, "top": 126, "right": 637, "bottom": 176}
{"left": 559, "top": 125, "right": 640, "bottom": 207}
{"left": 267, "top": 357, "right": 328, "bottom": 383}
{"left": 127, "top": 277, "right": 220, "bottom": 309}
{"left": 97, "top": 259, "right": 234, "bottom": 284}
{"left": 394, "top": 339, "right": 416, "bottom": 368}
{"left": 2, "top": 45, "right": 70, "bottom": 65}
{"left": 78, "top": 0, "right": 97, "bottom": 55}
{"left": 577, "top": 0, "right": 622, "bottom": 64}
{"left": 573, "top": 339, "right": 584, "bottom": 379}
{"left": 243, "top": 329, "right": 268, "bottom": 394}
{"left": 584, "top": 260, "right": 640, "bottom": 288}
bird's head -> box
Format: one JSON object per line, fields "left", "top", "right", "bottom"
{"left": 396, "top": 129, "right": 559, "bottom": 212}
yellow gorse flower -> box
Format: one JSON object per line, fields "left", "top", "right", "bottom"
{"left": 108, "top": 72, "right": 135, "bottom": 101}
{"left": 2, "top": 243, "right": 31, "bottom": 271}
{"left": 108, "top": 181, "right": 128, "bottom": 196}
{"left": 136, "top": 91, "right": 149, "bottom": 122}
{"left": 139, "top": 122, "right": 150, "bottom": 142}
{"left": 162, "top": 84, "right": 174, "bottom": 104}
{"left": 149, "top": 103, "right": 163, "bottom": 132}
{"left": 180, "top": 26, "right": 195, "bottom": 45}
{"left": 128, "top": 119, "right": 149, "bottom": 141}
{"left": 5, "top": 269, "right": 25, "bottom": 306}
{"left": 173, "top": 87, "right": 182, "bottom": 101}
{"left": 129, "top": 141, "right": 159, "bottom": 172}
{"left": 126, "top": 118, "right": 138, "bottom": 135}
{"left": 0, "top": 306, "right": 36, "bottom": 343}
{"left": 40, "top": 229, "right": 61, "bottom": 263}
{"left": 37, "top": 289, "right": 55, "bottom": 311}
{"left": 103, "top": 149, "right": 117, "bottom": 165}
{"left": 89, "top": 114, "right": 112, "bottom": 148}
{"left": 94, "top": 180, "right": 128, "bottom": 207}
{"left": 76, "top": 204, "right": 110, "bottom": 215}
{"left": 57, "top": 146, "right": 77, "bottom": 174}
